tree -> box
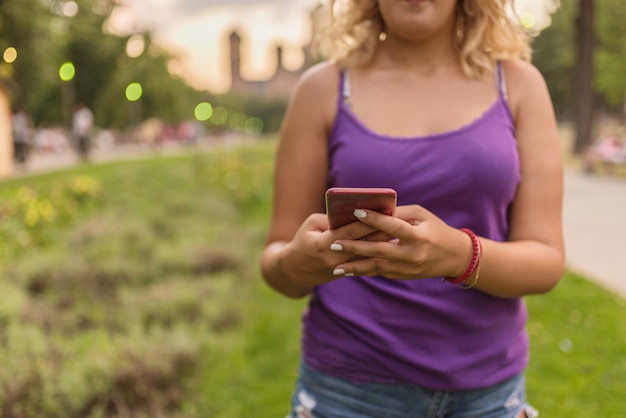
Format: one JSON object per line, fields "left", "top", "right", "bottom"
{"left": 574, "top": 0, "right": 595, "bottom": 154}
{"left": 0, "top": 0, "right": 64, "bottom": 117}
{"left": 595, "top": 0, "right": 626, "bottom": 110}
{"left": 1, "top": 0, "right": 214, "bottom": 133}
{"left": 94, "top": 41, "right": 202, "bottom": 129}
{"left": 532, "top": 0, "right": 576, "bottom": 118}
{"left": 1, "top": 0, "right": 296, "bottom": 136}
{"left": 63, "top": 0, "right": 126, "bottom": 121}
{"left": 534, "top": 0, "right": 626, "bottom": 154}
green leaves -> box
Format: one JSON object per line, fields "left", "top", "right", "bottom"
{"left": 0, "top": 175, "right": 103, "bottom": 260}
{"left": 533, "top": 0, "right": 626, "bottom": 114}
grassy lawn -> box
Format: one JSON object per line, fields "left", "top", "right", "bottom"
{"left": 525, "top": 272, "right": 626, "bottom": 416}
{"left": 0, "top": 139, "right": 624, "bottom": 417}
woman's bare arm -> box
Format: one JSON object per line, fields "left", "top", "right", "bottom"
{"left": 260, "top": 62, "right": 342, "bottom": 298}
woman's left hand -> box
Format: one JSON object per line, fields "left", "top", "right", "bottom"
{"left": 329, "top": 205, "right": 472, "bottom": 280}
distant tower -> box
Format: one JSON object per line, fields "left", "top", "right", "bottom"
{"left": 229, "top": 31, "right": 242, "bottom": 90}
{"left": 276, "top": 45, "right": 283, "bottom": 70}
{"left": 225, "top": 7, "right": 320, "bottom": 98}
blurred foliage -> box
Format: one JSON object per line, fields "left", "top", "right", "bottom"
{"left": 532, "top": 0, "right": 576, "bottom": 119}
{"left": 0, "top": 0, "right": 288, "bottom": 133}
{"left": 533, "top": 0, "right": 626, "bottom": 118}
{"left": 93, "top": 41, "right": 203, "bottom": 130}
{"left": 594, "top": 0, "right": 626, "bottom": 107}
{"left": 0, "top": 0, "right": 61, "bottom": 115}
{"left": 213, "top": 93, "right": 288, "bottom": 134}
{"left": 0, "top": 140, "right": 281, "bottom": 417}
{"left": 0, "top": 0, "right": 200, "bottom": 128}
{"left": 0, "top": 175, "right": 103, "bottom": 261}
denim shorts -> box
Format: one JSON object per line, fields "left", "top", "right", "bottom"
{"left": 287, "top": 361, "right": 539, "bottom": 418}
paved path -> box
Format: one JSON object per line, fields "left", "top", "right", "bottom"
{"left": 10, "top": 148, "right": 626, "bottom": 299}
{"left": 12, "top": 142, "right": 195, "bottom": 176}
{"left": 563, "top": 169, "right": 626, "bottom": 298}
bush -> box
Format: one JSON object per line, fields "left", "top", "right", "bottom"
{"left": 0, "top": 143, "right": 278, "bottom": 417}
{"left": 0, "top": 175, "right": 103, "bottom": 262}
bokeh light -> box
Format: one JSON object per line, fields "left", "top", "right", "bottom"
{"left": 3, "top": 47, "right": 17, "bottom": 64}
{"left": 126, "top": 34, "right": 145, "bottom": 58}
{"left": 244, "top": 117, "right": 264, "bottom": 135}
{"left": 520, "top": 11, "right": 536, "bottom": 29}
{"left": 229, "top": 112, "right": 247, "bottom": 131}
{"left": 59, "top": 62, "right": 76, "bottom": 81}
{"left": 125, "top": 82, "right": 143, "bottom": 101}
{"left": 210, "top": 106, "right": 228, "bottom": 125}
{"left": 194, "top": 102, "right": 213, "bottom": 121}
{"left": 63, "top": 1, "right": 79, "bottom": 17}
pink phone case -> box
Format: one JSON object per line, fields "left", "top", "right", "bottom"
{"left": 325, "top": 187, "right": 397, "bottom": 229}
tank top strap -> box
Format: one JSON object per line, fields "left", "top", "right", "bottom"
{"left": 340, "top": 70, "right": 352, "bottom": 108}
{"left": 495, "top": 61, "right": 509, "bottom": 101}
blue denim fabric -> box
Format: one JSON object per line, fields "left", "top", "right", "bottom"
{"left": 287, "top": 361, "right": 539, "bottom": 418}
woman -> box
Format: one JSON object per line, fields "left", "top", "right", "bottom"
{"left": 260, "top": 0, "right": 564, "bottom": 416}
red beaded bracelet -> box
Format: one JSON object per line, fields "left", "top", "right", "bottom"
{"left": 443, "top": 228, "right": 482, "bottom": 285}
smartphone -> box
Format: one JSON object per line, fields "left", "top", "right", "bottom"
{"left": 325, "top": 187, "right": 397, "bottom": 229}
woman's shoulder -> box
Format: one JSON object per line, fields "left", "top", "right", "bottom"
{"left": 500, "top": 59, "right": 551, "bottom": 116}
{"left": 281, "top": 61, "right": 342, "bottom": 133}
{"left": 293, "top": 61, "right": 341, "bottom": 96}
{"left": 287, "top": 61, "right": 342, "bottom": 124}
{"left": 501, "top": 59, "right": 546, "bottom": 83}
{"left": 500, "top": 59, "right": 549, "bottom": 97}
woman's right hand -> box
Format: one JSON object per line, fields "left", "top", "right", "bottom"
{"left": 275, "top": 213, "right": 381, "bottom": 292}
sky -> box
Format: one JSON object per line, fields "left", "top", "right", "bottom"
{"left": 108, "top": 0, "right": 558, "bottom": 94}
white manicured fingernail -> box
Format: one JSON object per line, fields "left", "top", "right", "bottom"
{"left": 354, "top": 209, "right": 367, "bottom": 219}
{"left": 330, "top": 243, "right": 343, "bottom": 251}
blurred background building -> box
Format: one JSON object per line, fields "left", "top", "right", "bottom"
{"left": 228, "top": 31, "right": 313, "bottom": 99}
{"left": 228, "top": 5, "right": 321, "bottom": 99}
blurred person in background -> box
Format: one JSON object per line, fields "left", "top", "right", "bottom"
{"left": 11, "top": 107, "right": 32, "bottom": 167}
{"left": 260, "top": 0, "right": 564, "bottom": 417}
{"left": 72, "top": 103, "right": 94, "bottom": 162}
{"left": 583, "top": 131, "right": 626, "bottom": 175}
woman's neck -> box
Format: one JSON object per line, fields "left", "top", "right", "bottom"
{"left": 374, "top": 31, "right": 459, "bottom": 75}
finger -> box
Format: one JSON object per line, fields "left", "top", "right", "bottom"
{"left": 352, "top": 208, "right": 416, "bottom": 240}
{"left": 306, "top": 213, "right": 335, "bottom": 232}
{"left": 330, "top": 238, "right": 397, "bottom": 260}
{"left": 394, "top": 205, "right": 432, "bottom": 221}
{"left": 360, "top": 230, "right": 396, "bottom": 243}
{"left": 328, "top": 219, "right": 379, "bottom": 240}
{"left": 332, "top": 256, "right": 395, "bottom": 278}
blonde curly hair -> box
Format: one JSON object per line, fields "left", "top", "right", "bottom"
{"left": 314, "top": 0, "right": 532, "bottom": 78}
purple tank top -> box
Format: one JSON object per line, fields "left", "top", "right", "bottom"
{"left": 302, "top": 65, "right": 526, "bottom": 391}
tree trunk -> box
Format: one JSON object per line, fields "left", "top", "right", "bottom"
{"left": 574, "top": 0, "right": 595, "bottom": 154}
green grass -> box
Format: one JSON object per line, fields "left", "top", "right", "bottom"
{"left": 526, "top": 272, "right": 626, "bottom": 416}
{"left": 1, "top": 140, "right": 624, "bottom": 417}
